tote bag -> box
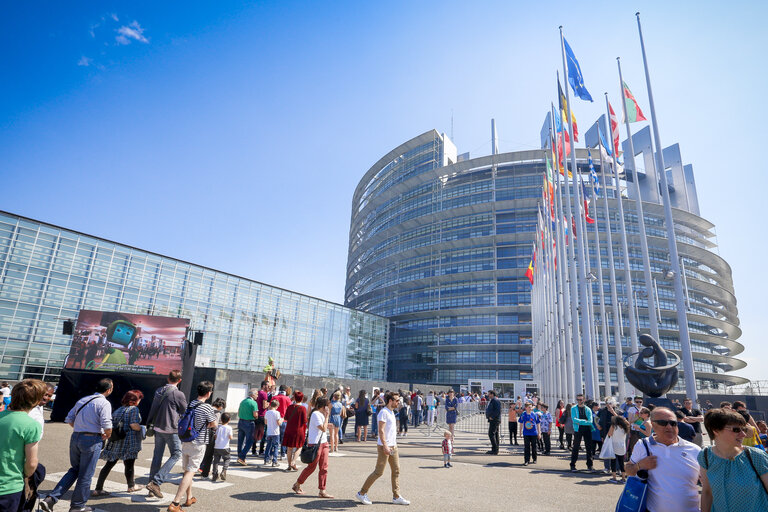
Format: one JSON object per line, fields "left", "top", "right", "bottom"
{"left": 615, "top": 439, "right": 650, "bottom": 512}
{"left": 599, "top": 435, "right": 615, "bottom": 459}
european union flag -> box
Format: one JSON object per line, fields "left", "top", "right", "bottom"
{"left": 564, "top": 38, "right": 593, "bottom": 102}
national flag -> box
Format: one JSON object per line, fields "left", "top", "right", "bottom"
{"left": 525, "top": 255, "right": 534, "bottom": 285}
{"left": 608, "top": 100, "right": 621, "bottom": 157}
{"left": 622, "top": 81, "right": 647, "bottom": 123}
{"left": 545, "top": 155, "right": 555, "bottom": 201}
{"left": 580, "top": 176, "right": 595, "bottom": 224}
{"left": 558, "top": 80, "right": 579, "bottom": 141}
{"left": 563, "top": 37, "right": 593, "bottom": 102}
{"left": 598, "top": 127, "right": 612, "bottom": 157}
{"left": 588, "top": 150, "right": 601, "bottom": 196}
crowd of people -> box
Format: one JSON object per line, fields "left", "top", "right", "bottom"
{"left": 3, "top": 375, "right": 768, "bottom": 512}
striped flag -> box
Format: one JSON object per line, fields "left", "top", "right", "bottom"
{"left": 608, "top": 101, "right": 621, "bottom": 157}
{"left": 622, "top": 81, "right": 647, "bottom": 123}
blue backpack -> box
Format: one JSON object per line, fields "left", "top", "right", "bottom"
{"left": 177, "top": 402, "right": 201, "bottom": 442}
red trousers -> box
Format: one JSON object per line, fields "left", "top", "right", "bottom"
{"left": 297, "top": 442, "right": 329, "bottom": 490}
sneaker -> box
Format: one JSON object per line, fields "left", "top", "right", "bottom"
{"left": 392, "top": 496, "right": 410, "bottom": 506}
{"left": 355, "top": 492, "right": 372, "bottom": 505}
{"left": 523, "top": 462, "right": 529, "bottom": 466}
{"left": 272, "top": 461, "right": 278, "bottom": 467}
{"left": 211, "top": 473, "right": 218, "bottom": 482}
{"left": 236, "top": 459, "right": 247, "bottom": 466}
{"left": 531, "top": 460, "right": 537, "bottom": 464}
{"left": 39, "top": 499, "right": 55, "bottom": 512}
{"left": 146, "top": 482, "right": 164, "bottom": 499}
{"left": 220, "top": 470, "right": 227, "bottom": 481}
{"left": 69, "top": 507, "right": 94, "bottom": 512}
{"left": 447, "top": 462, "right": 452, "bottom": 468}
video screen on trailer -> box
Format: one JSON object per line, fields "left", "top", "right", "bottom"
{"left": 64, "top": 310, "right": 189, "bottom": 375}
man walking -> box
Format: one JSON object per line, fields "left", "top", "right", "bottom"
{"left": 146, "top": 370, "right": 187, "bottom": 499}
{"left": 356, "top": 392, "right": 410, "bottom": 506}
{"left": 626, "top": 407, "right": 701, "bottom": 512}
{"left": 678, "top": 398, "right": 704, "bottom": 447}
{"left": 236, "top": 389, "right": 259, "bottom": 465}
{"left": 40, "top": 378, "right": 113, "bottom": 512}
{"left": 167, "top": 381, "right": 217, "bottom": 512}
{"left": 485, "top": 390, "right": 501, "bottom": 455}
{"left": 569, "top": 394, "right": 595, "bottom": 472}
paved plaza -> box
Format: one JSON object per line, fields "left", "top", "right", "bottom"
{"left": 37, "top": 418, "right": 624, "bottom": 512}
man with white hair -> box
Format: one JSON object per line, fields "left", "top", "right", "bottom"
{"left": 626, "top": 407, "right": 701, "bottom": 512}
{"left": 236, "top": 389, "right": 260, "bottom": 465}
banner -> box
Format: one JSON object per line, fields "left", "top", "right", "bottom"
{"left": 64, "top": 310, "right": 189, "bottom": 375}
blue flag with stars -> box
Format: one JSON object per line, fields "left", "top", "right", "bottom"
{"left": 564, "top": 38, "right": 593, "bottom": 102}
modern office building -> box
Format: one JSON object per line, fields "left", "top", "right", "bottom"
{"left": 345, "top": 128, "right": 746, "bottom": 393}
{"left": 0, "top": 211, "right": 389, "bottom": 382}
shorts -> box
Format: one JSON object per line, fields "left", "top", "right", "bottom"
{"left": 181, "top": 442, "right": 207, "bottom": 472}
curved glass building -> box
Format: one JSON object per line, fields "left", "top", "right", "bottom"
{"left": 345, "top": 129, "right": 746, "bottom": 393}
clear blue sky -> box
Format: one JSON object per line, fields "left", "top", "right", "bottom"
{"left": 2, "top": 1, "right": 765, "bottom": 383}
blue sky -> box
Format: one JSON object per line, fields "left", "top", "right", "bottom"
{"left": 2, "top": 1, "right": 766, "bottom": 383}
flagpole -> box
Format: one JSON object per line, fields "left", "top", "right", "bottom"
{"left": 589, "top": 154, "right": 612, "bottom": 398}
{"left": 605, "top": 93, "right": 640, "bottom": 375}
{"left": 560, "top": 27, "right": 596, "bottom": 400}
{"left": 597, "top": 134, "right": 626, "bottom": 398}
{"left": 635, "top": 13, "right": 697, "bottom": 401}
{"left": 544, "top": 186, "right": 563, "bottom": 402}
{"left": 580, "top": 175, "right": 600, "bottom": 398}
{"left": 550, "top": 115, "right": 575, "bottom": 403}
{"left": 616, "top": 58, "right": 661, "bottom": 349}
{"left": 553, "top": 97, "right": 583, "bottom": 397}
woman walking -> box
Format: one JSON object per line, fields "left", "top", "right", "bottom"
{"left": 355, "top": 390, "right": 370, "bottom": 442}
{"left": 282, "top": 391, "right": 308, "bottom": 472}
{"left": 292, "top": 397, "right": 333, "bottom": 498}
{"left": 700, "top": 408, "right": 768, "bottom": 512}
{"left": 93, "top": 390, "right": 144, "bottom": 495}
{"left": 328, "top": 391, "right": 345, "bottom": 453}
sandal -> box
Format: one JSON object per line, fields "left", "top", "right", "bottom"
{"left": 318, "top": 491, "right": 334, "bottom": 498}
{"left": 127, "top": 486, "right": 142, "bottom": 493}
{"left": 184, "top": 497, "right": 197, "bottom": 506}
{"left": 292, "top": 483, "right": 304, "bottom": 495}
{"left": 91, "top": 489, "right": 110, "bottom": 497}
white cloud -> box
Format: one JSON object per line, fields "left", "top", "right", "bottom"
{"left": 115, "top": 21, "right": 148, "bottom": 45}
{"left": 77, "top": 56, "right": 93, "bottom": 67}
{"left": 110, "top": 13, "right": 119, "bottom": 22}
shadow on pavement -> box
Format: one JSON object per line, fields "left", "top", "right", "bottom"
{"left": 294, "top": 499, "right": 359, "bottom": 509}
{"left": 230, "top": 490, "right": 298, "bottom": 502}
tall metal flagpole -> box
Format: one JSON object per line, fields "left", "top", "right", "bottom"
{"left": 560, "top": 28, "right": 596, "bottom": 399}
{"left": 580, "top": 177, "right": 600, "bottom": 396}
{"left": 616, "top": 58, "right": 661, "bottom": 345}
{"left": 589, "top": 155, "right": 612, "bottom": 398}
{"left": 597, "top": 136, "right": 626, "bottom": 398}
{"left": 605, "top": 93, "right": 640, "bottom": 367}
{"left": 544, "top": 190, "right": 563, "bottom": 402}
{"left": 550, "top": 112, "right": 575, "bottom": 402}
{"left": 636, "top": 13, "right": 697, "bottom": 401}
{"left": 553, "top": 95, "right": 583, "bottom": 396}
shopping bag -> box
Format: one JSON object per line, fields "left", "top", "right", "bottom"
{"left": 599, "top": 436, "right": 616, "bottom": 459}
{"left": 615, "top": 475, "right": 648, "bottom": 512}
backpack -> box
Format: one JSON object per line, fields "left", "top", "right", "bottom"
{"left": 109, "top": 407, "right": 130, "bottom": 442}
{"left": 177, "top": 402, "right": 202, "bottom": 442}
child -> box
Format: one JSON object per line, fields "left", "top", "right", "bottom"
{"left": 607, "top": 415, "right": 630, "bottom": 483}
{"left": 264, "top": 399, "right": 283, "bottom": 466}
{"left": 212, "top": 413, "right": 233, "bottom": 481}
{"left": 539, "top": 403, "right": 553, "bottom": 455}
{"left": 442, "top": 431, "right": 454, "bottom": 467}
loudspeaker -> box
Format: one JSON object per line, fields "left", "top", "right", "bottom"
{"left": 62, "top": 320, "right": 74, "bottom": 335}
{"left": 193, "top": 332, "right": 204, "bottom": 345}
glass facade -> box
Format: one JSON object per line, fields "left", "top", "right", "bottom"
{"left": 0, "top": 211, "right": 388, "bottom": 382}
{"left": 347, "top": 130, "right": 745, "bottom": 392}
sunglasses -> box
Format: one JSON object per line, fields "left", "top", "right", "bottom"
{"left": 727, "top": 427, "right": 750, "bottom": 434}
{"left": 652, "top": 419, "right": 678, "bottom": 427}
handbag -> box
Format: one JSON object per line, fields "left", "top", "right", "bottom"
{"left": 300, "top": 437, "right": 319, "bottom": 464}
{"left": 109, "top": 407, "right": 129, "bottom": 442}
{"left": 615, "top": 439, "right": 651, "bottom": 512}
{"left": 599, "top": 435, "right": 616, "bottom": 459}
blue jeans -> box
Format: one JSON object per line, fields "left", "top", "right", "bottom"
{"left": 46, "top": 432, "right": 103, "bottom": 508}
{"left": 279, "top": 421, "right": 287, "bottom": 457}
{"left": 264, "top": 435, "right": 279, "bottom": 464}
{"left": 149, "top": 432, "right": 182, "bottom": 485}
{"left": 371, "top": 408, "right": 378, "bottom": 435}
{"left": 237, "top": 419, "right": 256, "bottom": 460}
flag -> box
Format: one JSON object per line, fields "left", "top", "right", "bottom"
{"left": 580, "top": 176, "right": 595, "bottom": 224}
{"left": 545, "top": 155, "right": 555, "bottom": 201}
{"left": 558, "top": 80, "right": 579, "bottom": 141}
{"left": 622, "top": 81, "right": 647, "bottom": 123}
{"left": 563, "top": 37, "right": 593, "bottom": 102}
{"left": 608, "top": 100, "right": 621, "bottom": 157}
{"left": 598, "top": 127, "right": 612, "bottom": 157}
{"left": 588, "top": 150, "right": 601, "bottom": 196}
{"left": 525, "top": 255, "right": 534, "bottom": 285}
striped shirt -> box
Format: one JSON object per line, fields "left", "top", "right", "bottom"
{"left": 187, "top": 399, "right": 217, "bottom": 445}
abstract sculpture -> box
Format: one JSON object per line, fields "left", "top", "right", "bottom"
{"left": 624, "top": 334, "right": 680, "bottom": 397}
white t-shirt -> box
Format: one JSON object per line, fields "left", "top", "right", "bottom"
{"left": 629, "top": 436, "right": 701, "bottom": 512}
{"left": 265, "top": 409, "right": 281, "bottom": 436}
{"left": 214, "top": 424, "right": 233, "bottom": 450}
{"left": 28, "top": 405, "right": 45, "bottom": 436}
{"left": 611, "top": 427, "right": 627, "bottom": 456}
{"left": 307, "top": 410, "right": 328, "bottom": 445}
{"left": 0, "top": 386, "right": 10, "bottom": 398}
{"left": 377, "top": 407, "right": 397, "bottom": 447}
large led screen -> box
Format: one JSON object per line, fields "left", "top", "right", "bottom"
{"left": 64, "top": 310, "right": 189, "bottom": 375}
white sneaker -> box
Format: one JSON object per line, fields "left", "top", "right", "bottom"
{"left": 393, "top": 496, "right": 410, "bottom": 505}
{"left": 356, "top": 492, "right": 372, "bottom": 505}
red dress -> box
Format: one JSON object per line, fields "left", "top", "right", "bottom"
{"left": 282, "top": 404, "right": 308, "bottom": 448}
